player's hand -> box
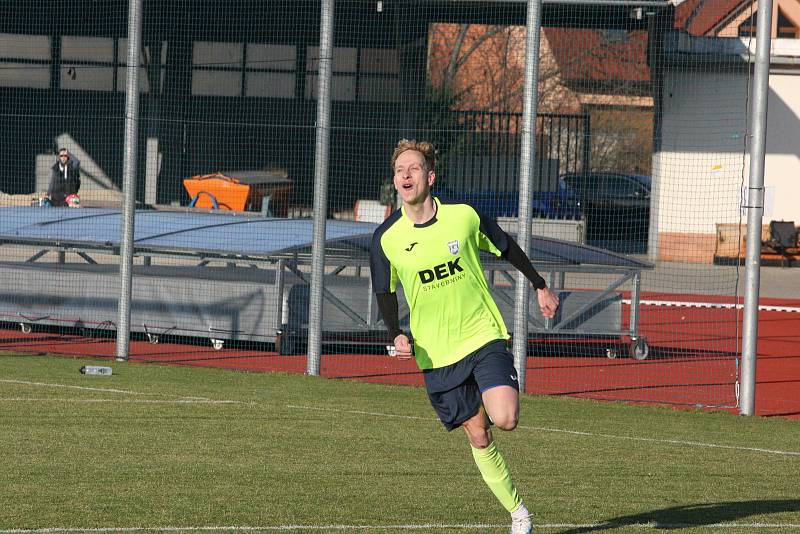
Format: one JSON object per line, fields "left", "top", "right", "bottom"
{"left": 391, "top": 334, "right": 414, "bottom": 360}
{"left": 537, "top": 287, "right": 560, "bottom": 318}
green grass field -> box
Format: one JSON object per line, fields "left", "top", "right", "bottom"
{"left": 1, "top": 353, "right": 798, "bottom": 533}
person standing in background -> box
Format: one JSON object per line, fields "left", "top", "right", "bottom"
{"left": 47, "top": 148, "right": 81, "bottom": 207}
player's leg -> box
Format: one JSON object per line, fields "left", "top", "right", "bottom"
{"left": 422, "top": 344, "right": 531, "bottom": 533}
{"left": 473, "top": 341, "right": 520, "bottom": 432}
{"left": 462, "top": 409, "right": 531, "bottom": 533}
{"left": 462, "top": 409, "right": 521, "bottom": 508}
{"left": 424, "top": 361, "right": 520, "bottom": 509}
{"left": 470, "top": 342, "right": 532, "bottom": 533}
{"left": 482, "top": 385, "right": 519, "bottom": 431}
{"left": 461, "top": 404, "right": 492, "bottom": 447}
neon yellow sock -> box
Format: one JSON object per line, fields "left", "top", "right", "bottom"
{"left": 471, "top": 441, "right": 522, "bottom": 512}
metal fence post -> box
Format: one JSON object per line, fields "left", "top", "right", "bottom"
{"left": 740, "top": 0, "right": 774, "bottom": 415}
{"left": 513, "top": 0, "right": 544, "bottom": 391}
{"left": 306, "top": 0, "right": 335, "bottom": 375}
{"left": 115, "top": 0, "right": 143, "bottom": 362}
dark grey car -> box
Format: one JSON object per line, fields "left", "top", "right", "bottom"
{"left": 561, "top": 172, "right": 651, "bottom": 252}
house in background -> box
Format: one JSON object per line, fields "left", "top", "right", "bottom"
{"left": 649, "top": 0, "right": 800, "bottom": 263}
{"left": 543, "top": 27, "right": 654, "bottom": 174}
{"left": 426, "top": 23, "right": 656, "bottom": 175}
{"left": 675, "top": 0, "right": 800, "bottom": 37}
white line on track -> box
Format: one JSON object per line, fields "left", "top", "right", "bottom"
{"left": 622, "top": 299, "right": 800, "bottom": 313}
{"left": 2, "top": 522, "right": 800, "bottom": 532}
{"left": 287, "top": 405, "right": 800, "bottom": 457}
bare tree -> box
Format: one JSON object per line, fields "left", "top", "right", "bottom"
{"left": 428, "top": 23, "right": 591, "bottom": 114}
{"left": 427, "top": 24, "right": 654, "bottom": 173}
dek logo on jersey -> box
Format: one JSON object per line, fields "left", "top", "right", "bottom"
{"left": 418, "top": 257, "right": 464, "bottom": 284}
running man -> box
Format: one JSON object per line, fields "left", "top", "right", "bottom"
{"left": 370, "top": 139, "right": 560, "bottom": 534}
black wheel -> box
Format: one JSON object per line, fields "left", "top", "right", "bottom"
{"left": 629, "top": 338, "right": 649, "bottom": 361}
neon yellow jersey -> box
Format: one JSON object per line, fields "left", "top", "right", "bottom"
{"left": 370, "top": 197, "right": 510, "bottom": 369}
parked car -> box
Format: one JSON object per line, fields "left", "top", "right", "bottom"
{"left": 560, "top": 171, "right": 651, "bottom": 251}
{"left": 435, "top": 179, "right": 582, "bottom": 220}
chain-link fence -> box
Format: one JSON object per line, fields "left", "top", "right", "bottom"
{"left": 2, "top": 0, "right": 791, "bottom": 409}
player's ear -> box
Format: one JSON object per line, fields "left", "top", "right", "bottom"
{"left": 427, "top": 170, "right": 436, "bottom": 187}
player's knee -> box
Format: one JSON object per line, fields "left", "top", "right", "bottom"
{"left": 492, "top": 411, "right": 518, "bottom": 431}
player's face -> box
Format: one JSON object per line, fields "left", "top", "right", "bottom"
{"left": 393, "top": 150, "right": 435, "bottom": 206}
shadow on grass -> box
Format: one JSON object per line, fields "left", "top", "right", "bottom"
{"left": 557, "top": 499, "right": 800, "bottom": 532}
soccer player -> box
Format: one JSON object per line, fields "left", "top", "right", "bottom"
{"left": 370, "top": 139, "right": 560, "bottom": 534}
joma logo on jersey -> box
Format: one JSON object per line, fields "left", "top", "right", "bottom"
{"left": 418, "top": 257, "right": 463, "bottom": 284}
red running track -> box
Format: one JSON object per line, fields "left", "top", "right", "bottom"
{"left": 1, "top": 295, "right": 798, "bottom": 419}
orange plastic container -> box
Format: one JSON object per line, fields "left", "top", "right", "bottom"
{"left": 183, "top": 171, "right": 293, "bottom": 215}
{"left": 183, "top": 173, "right": 250, "bottom": 211}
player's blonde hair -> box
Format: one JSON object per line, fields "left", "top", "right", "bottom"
{"left": 390, "top": 139, "right": 436, "bottom": 172}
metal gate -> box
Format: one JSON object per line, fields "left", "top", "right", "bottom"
{"left": 434, "top": 111, "right": 590, "bottom": 219}
{"left": 438, "top": 111, "right": 589, "bottom": 194}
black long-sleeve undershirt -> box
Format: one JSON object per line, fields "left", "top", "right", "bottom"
{"left": 502, "top": 235, "right": 547, "bottom": 290}
{"left": 375, "top": 292, "right": 403, "bottom": 341}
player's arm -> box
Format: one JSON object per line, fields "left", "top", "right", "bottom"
{"left": 502, "top": 237, "right": 546, "bottom": 290}
{"left": 374, "top": 292, "right": 413, "bottom": 359}
{"left": 370, "top": 228, "right": 413, "bottom": 359}
{"left": 374, "top": 292, "right": 403, "bottom": 341}
{"left": 475, "top": 209, "right": 560, "bottom": 318}
{"left": 502, "top": 237, "right": 560, "bottom": 317}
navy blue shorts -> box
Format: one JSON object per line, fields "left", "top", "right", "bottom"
{"left": 422, "top": 339, "right": 519, "bottom": 431}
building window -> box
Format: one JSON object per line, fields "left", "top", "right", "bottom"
{"left": 191, "top": 41, "right": 297, "bottom": 98}
{"left": 60, "top": 36, "right": 115, "bottom": 91}
{"left": 0, "top": 33, "right": 51, "bottom": 89}
{"left": 305, "top": 46, "right": 400, "bottom": 102}
{"left": 191, "top": 41, "right": 243, "bottom": 96}
{"left": 777, "top": 9, "right": 799, "bottom": 38}
{"left": 117, "top": 39, "right": 167, "bottom": 94}
{"left": 738, "top": 12, "right": 757, "bottom": 37}
{"left": 244, "top": 43, "right": 296, "bottom": 98}
{"left": 305, "top": 46, "right": 357, "bottom": 101}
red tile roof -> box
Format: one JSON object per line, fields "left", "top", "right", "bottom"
{"left": 674, "top": 0, "right": 748, "bottom": 35}
{"left": 543, "top": 27, "right": 650, "bottom": 83}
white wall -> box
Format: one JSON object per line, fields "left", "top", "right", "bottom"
{"left": 655, "top": 70, "right": 746, "bottom": 234}
{"left": 761, "top": 73, "right": 800, "bottom": 223}
{"left": 651, "top": 67, "right": 800, "bottom": 261}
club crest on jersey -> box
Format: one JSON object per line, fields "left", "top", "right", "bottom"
{"left": 447, "top": 240, "right": 459, "bottom": 255}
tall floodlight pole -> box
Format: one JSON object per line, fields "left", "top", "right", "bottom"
{"left": 115, "top": 0, "right": 143, "bottom": 362}
{"left": 306, "top": 0, "right": 335, "bottom": 375}
{"left": 512, "top": 0, "right": 544, "bottom": 391}
{"left": 740, "top": 0, "right": 774, "bottom": 415}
